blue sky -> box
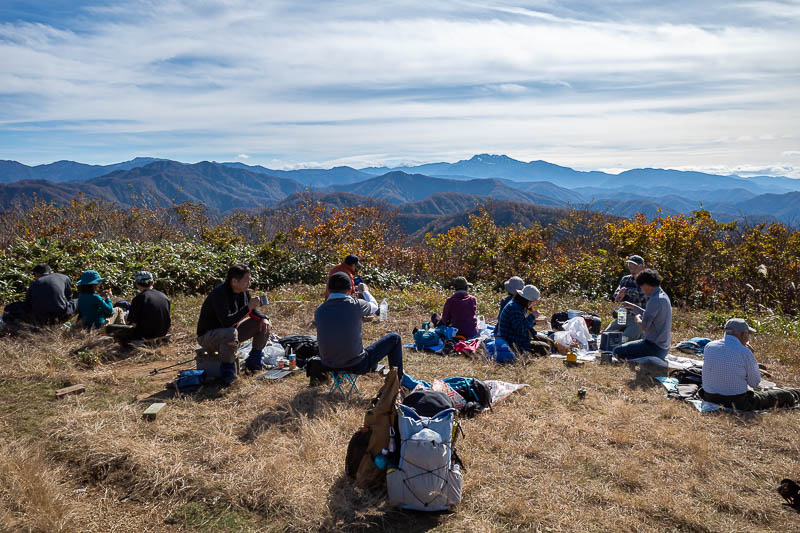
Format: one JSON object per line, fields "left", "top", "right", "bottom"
{"left": 1, "top": 0, "right": 799, "bottom": 176}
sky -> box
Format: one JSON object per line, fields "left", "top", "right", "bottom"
{"left": 1, "top": 0, "right": 799, "bottom": 176}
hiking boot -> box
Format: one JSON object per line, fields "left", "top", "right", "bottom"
{"left": 219, "top": 362, "right": 238, "bottom": 386}
{"left": 245, "top": 350, "right": 265, "bottom": 372}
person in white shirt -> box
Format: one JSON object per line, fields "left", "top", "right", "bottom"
{"left": 702, "top": 318, "right": 800, "bottom": 410}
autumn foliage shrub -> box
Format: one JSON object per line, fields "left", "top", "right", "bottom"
{"left": 0, "top": 199, "right": 798, "bottom": 314}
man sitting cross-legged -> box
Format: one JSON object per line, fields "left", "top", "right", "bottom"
{"left": 315, "top": 272, "right": 403, "bottom": 379}
{"left": 702, "top": 318, "right": 800, "bottom": 411}
{"left": 196, "top": 264, "right": 270, "bottom": 386}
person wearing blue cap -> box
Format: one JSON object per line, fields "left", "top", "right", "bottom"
{"left": 76, "top": 270, "right": 125, "bottom": 330}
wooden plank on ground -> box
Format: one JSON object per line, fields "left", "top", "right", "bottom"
{"left": 55, "top": 384, "right": 85, "bottom": 398}
{"left": 143, "top": 403, "right": 167, "bottom": 420}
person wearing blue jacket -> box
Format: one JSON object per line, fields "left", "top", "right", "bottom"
{"left": 76, "top": 270, "right": 125, "bottom": 330}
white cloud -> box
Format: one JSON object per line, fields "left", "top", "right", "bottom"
{"left": 236, "top": 153, "right": 249, "bottom": 159}
{"left": 0, "top": 0, "right": 798, "bottom": 176}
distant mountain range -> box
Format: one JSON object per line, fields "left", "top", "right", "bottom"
{"left": 0, "top": 157, "right": 168, "bottom": 183}
{"left": 2, "top": 154, "right": 799, "bottom": 233}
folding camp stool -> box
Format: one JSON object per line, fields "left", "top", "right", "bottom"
{"left": 328, "top": 371, "right": 360, "bottom": 399}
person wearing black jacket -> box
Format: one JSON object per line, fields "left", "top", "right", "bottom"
{"left": 109, "top": 271, "right": 171, "bottom": 344}
{"left": 196, "top": 264, "right": 270, "bottom": 385}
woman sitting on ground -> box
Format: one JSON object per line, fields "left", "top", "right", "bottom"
{"left": 500, "top": 276, "right": 524, "bottom": 315}
{"left": 495, "top": 284, "right": 550, "bottom": 357}
{"left": 440, "top": 276, "right": 478, "bottom": 339}
{"left": 76, "top": 270, "right": 125, "bottom": 330}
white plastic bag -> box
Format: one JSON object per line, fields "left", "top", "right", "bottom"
{"left": 553, "top": 330, "right": 572, "bottom": 346}
{"left": 564, "top": 316, "right": 591, "bottom": 351}
{"left": 263, "top": 344, "right": 285, "bottom": 366}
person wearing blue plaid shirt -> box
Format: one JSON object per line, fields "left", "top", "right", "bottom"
{"left": 605, "top": 255, "right": 647, "bottom": 341}
{"left": 495, "top": 285, "right": 551, "bottom": 357}
{"left": 702, "top": 318, "right": 800, "bottom": 411}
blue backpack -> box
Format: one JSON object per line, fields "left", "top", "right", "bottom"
{"left": 442, "top": 377, "right": 493, "bottom": 410}
{"left": 414, "top": 329, "right": 441, "bottom": 350}
{"left": 174, "top": 369, "right": 205, "bottom": 392}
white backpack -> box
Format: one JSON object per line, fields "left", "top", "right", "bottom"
{"left": 386, "top": 404, "right": 463, "bottom": 511}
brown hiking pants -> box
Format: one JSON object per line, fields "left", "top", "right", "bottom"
{"left": 197, "top": 319, "right": 269, "bottom": 363}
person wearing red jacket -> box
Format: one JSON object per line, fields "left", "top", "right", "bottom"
{"left": 441, "top": 276, "right": 479, "bottom": 339}
{"left": 324, "top": 254, "right": 361, "bottom": 300}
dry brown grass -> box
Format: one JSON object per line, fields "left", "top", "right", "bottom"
{"left": 1, "top": 284, "right": 800, "bottom": 532}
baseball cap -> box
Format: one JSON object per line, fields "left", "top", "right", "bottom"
{"left": 135, "top": 271, "right": 154, "bottom": 285}
{"left": 344, "top": 255, "right": 362, "bottom": 267}
{"left": 724, "top": 318, "right": 756, "bottom": 334}
{"left": 626, "top": 255, "right": 644, "bottom": 266}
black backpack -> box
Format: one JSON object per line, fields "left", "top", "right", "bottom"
{"left": 551, "top": 310, "right": 602, "bottom": 334}
{"left": 550, "top": 311, "right": 570, "bottom": 331}
{"left": 402, "top": 390, "right": 455, "bottom": 417}
{"left": 278, "top": 334, "right": 319, "bottom": 368}
{"left": 2, "top": 301, "right": 28, "bottom": 324}
{"left": 443, "top": 377, "right": 493, "bottom": 412}
{"left": 305, "top": 356, "right": 330, "bottom": 386}
{"left": 669, "top": 365, "right": 703, "bottom": 385}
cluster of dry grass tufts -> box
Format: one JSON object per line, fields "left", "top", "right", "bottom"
{"left": 1, "top": 284, "right": 799, "bottom": 532}
{"left": 0, "top": 439, "right": 81, "bottom": 532}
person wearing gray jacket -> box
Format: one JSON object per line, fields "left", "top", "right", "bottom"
{"left": 24, "top": 264, "right": 75, "bottom": 325}
{"left": 315, "top": 272, "right": 403, "bottom": 377}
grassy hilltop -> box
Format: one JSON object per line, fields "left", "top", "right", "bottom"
{"left": 1, "top": 284, "right": 799, "bottom": 532}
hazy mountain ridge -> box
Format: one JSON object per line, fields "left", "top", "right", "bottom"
{"left": 360, "top": 154, "right": 800, "bottom": 195}
{"left": 1, "top": 155, "right": 800, "bottom": 230}
{"left": 0, "top": 157, "right": 167, "bottom": 183}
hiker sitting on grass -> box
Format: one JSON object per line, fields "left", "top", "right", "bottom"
{"left": 613, "top": 268, "right": 672, "bottom": 361}
{"left": 605, "top": 255, "right": 647, "bottom": 341}
{"left": 315, "top": 272, "right": 404, "bottom": 378}
{"left": 2, "top": 264, "right": 75, "bottom": 328}
{"left": 500, "top": 276, "right": 524, "bottom": 315}
{"left": 324, "top": 254, "right": 362, "bottom": 300}
{"left": 495, "top": 284, "right": 551, "bottom": 357}
{"left": 108, "top": 271, "right": 171, "bottom": 344}
{"left": 441, "top": 276, "right": 478, "bottom": 339}
{"left": 22, "top": 263, "right": 75, "bottom": 326}
{"left": 196, "top": 264, "right": 270, "bottom": 385}
{"left": 76, "top": 270, "right": 125, "bottom": 330}
{"left": 702, "top": 318, "right": 800, "bottom": 410}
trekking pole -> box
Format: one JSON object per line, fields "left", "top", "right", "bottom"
{"left": 149, "top": 358, "right": 196, "bottom": 376}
